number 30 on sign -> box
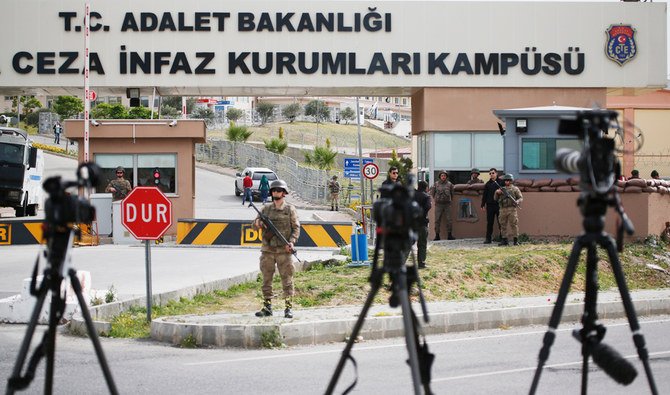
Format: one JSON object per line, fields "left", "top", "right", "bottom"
{"left": 362, "top": 163, "right": 379, "bottom": 180}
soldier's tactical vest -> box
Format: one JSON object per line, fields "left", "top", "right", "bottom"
{"left": 263, "top": 204, "right": 294, "bottom": 248}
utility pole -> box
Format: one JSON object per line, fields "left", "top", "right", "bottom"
{"left": 356, "top": 97, "right": 365, "bottom": 204}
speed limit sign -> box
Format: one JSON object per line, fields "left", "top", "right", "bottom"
{"left": 362, "top": 162, "right": 379, "bottom": 180}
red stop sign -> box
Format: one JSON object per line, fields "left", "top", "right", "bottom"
{"left": 121, "top": 187, "right": 172, "bottom": 240}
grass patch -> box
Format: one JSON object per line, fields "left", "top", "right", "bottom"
{"left": 260, "top": 328, "right": 285, "bottom": 349}
{"left": 108, "top": 242, "right": 670, "bottom": 338}
{"left": 180, "top": 334, "right": 198, "bottom": 348}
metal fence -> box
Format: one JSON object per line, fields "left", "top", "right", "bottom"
{"left": 196, "top": 139, "right": 330, "bottom": 203}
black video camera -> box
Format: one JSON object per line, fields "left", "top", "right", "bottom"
{"left": 555, "top": 109, "right": 620, "bottom": 195}
{"left": 43, "top": 163, "right": 101, "bottom": 226}
{"left": 373, "top": 180, "right": 422, "bottom": 266}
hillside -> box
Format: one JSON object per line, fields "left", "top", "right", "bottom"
{"left": 207, "top": 121, "right": 410, "bottom": 152}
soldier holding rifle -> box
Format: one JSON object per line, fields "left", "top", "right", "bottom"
{"left": 251, "top": 180, "right": 301, "bottom": 318}
{"left": 495, "top": 173, "right": 523, "bottom": 246}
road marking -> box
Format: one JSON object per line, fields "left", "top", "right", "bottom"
{"left": 432, "top": 350, "right": 670, "bottom": 382}
{"left": 183, "top": 318, "right": 670, "bottom": 367}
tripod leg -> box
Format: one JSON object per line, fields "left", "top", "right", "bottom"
{"left": 325, "top": 268, "right": 383, "bottom": 395}
{"left": 601, "top": 238, "right": 658, "bottom": 394}
{"left": 530, "top": 237, "right": 585, "bottom": 395}
{"left": 580, "top": 244, "right": 600, "bottom": 395}
{"left": 68, "top": 269, "right": 119, "bottom": 395}
{"left": 395, "top": 269, "right": 422, "bottom": 395}
{"left": 45, "top": 273, "right": 64, "bottom": 395}
{"left": 6, "top": 285, "right": 49, "bottom": 395}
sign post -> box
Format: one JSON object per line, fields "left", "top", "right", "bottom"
{"left": 122, "top": 187, "right": 173, "bottom": 322}
{"left": 362, "top": 162, "right": 379, "bottom": 204}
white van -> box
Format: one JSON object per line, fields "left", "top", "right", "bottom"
{"left": 0, "top": 128, "right": 44, "bottom": 217}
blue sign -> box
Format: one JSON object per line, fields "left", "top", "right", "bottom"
{"left": 344, "top": 158, "right": 373, "bottom": 178}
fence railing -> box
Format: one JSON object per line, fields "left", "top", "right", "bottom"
{"left": 196, "top": 139, "right": 330, "bottom": 204}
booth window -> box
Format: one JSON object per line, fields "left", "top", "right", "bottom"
{"left": 94, "top": 154, "right": 134, "bottom": 194}
{"left": 94, "top": 153, "right": 177, "bottom": 194}
{"left": 521, "top": 138, "right": 581, "bottom": 171}
{"left": 138, "top": 154, "right": 176, "bottom": 193}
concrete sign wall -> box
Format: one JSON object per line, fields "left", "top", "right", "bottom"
{"left": 0, "top": 1, "right": 666, "bottom": 96}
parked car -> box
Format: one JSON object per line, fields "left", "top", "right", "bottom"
{"left": 234, "top": 167, "right": 278, "bottom": 199}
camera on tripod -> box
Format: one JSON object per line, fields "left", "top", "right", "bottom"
{"left": 555, "top": 109, "right": 620, "bottom": 195}
{"left": 373, "top": 180, "right": 422, "bottom": 253}
{"left": 42, "top": 162, "right": 101, "bottom": 228}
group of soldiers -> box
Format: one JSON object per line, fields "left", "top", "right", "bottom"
{"left": 249, "top": 168, "right": 525, "bottom": 319}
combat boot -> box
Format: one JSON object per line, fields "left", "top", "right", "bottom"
{"left": 447, "top": 233, "right": 455, "bottom": 240}
{"left": 484, "top": 238, "right": 492, "bottom": 244}
{"left": 255, "top": 299, "right": 273, "bottom": 317}
{"left": 498, "top": 238, "right": 509, "bottom": 246}
{"left": 434, "top": 233, "right": 441, "bottom": 241}
{"left": 284, "top": 299, "right": 293, "bottom": 318}
{"left": 513, "top": 237, "right": 519, "bottom": 246}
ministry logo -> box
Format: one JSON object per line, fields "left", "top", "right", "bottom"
{"left": 605, "top": 24, "right": 637, "bottom": 66}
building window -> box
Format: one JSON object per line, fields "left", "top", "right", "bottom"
{"left": 473, "top": 133, "right": 504, "bottom": 170}
{"left": 434, "top": 132, "right": 503, "bottom": 170}
{"left": 94, "top": 153, "right": 177, "bottom": 194}
{"left": 521, "top": 138, "right": 581, "bottom": 171}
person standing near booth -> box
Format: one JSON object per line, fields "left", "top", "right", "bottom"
{"left": 105, "top": 166, "right": 132, "bottom": 201}
{"left": 481, "top": 168, "right": 503, "bottom": 244}
{"left": 430, "top": 171, "right": 455, "bottom": 241}
{"left": 414, "top": 180, "right": 432, "bottom": 269}
{"left": 495, "top": 173, "right": 523, "bottom": 246}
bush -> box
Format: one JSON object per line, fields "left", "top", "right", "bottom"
{"left": 226, "top": 122, "right": 253, "bottom": 141}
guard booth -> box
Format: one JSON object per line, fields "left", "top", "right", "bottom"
{"left": 64, "top": 119, "right": 206, "bottom": 238}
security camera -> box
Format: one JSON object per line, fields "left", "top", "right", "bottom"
{"left": 90, "top": 119, "right": 100, "bottom": 127}
{"left": 168, "top": 120, "right": 178, "bottom": 127}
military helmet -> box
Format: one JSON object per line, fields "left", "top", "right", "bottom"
{"left": 502, "top": 174, "right": 514, "bottom": 181}
{"left": 115, "top": 166, "right": 125, "bottom": 173}
{"left": 270, "top": 179, "right": 289, "bottom": 194}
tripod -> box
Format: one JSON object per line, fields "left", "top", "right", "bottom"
{"left": 6, "top": 227, "right": 118, "bottom": 395}
{"left": 529, "top": 193, "right": 658, "bottom": 394}
{"left": 325, "top": 230, "right": 434, "bottom": 395}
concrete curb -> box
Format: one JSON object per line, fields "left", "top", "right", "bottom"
{"left": 149, "top": 293, "right": 670, "bottom": 348}
{"left": 69, "top": 271, "right": 260, "bottom": 336}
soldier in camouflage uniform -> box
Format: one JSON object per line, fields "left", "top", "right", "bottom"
{"left": 252, "top": 179, "right": 301, "bottom": 318}
{"left": 494, "top": 174, "right": 523, "bottom": 246}
{"left": 105, "top": 166, "right": 132, "bottom": 201}
{"left": 430, "top": 170, "right": 455, "bottom": 240}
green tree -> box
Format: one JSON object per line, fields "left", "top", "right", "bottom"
{"left": 281, "top": 103, "right": 302, "bottom": 122}
{"left": 160, "top": 105, "right": 180, "bottom": 119}
{"left": 387, "top": 150, "right": 413, "bottom": 184}
{"left": 13, "top": 96, "right": 42, "bottom": 118}
{"left": 52, "top": 96, "right": 84, "bottom": 119}
{"left": 161, "top": 96, "right": 196, "bottom": 115}
{"left": 128, "top": 106, "right": 152, "bottom": 119}
{"left": 91, "top": 103, "right": 128, "bottom": 119}
{"left": 226, "top": 122, "right": 253, "bottom": 142}
{"left": 304, "top": 100, "right": 330, "bottom": 123}
{"left": 191, "top": 107, "right": 214, "bottom": 121}
{"left": 256, "top": 102, "right": 275, "bottom": 125}
{"left": 340, "top": 107, "right": 356, "bottom": 124}
{"left": 226, "top": 107, "right": 245, "bottom": 123}
{"left": 304, "top": 139, "right": 337, "bottom": 170}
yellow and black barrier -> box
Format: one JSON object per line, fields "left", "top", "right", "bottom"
{"left": 0, "top": 220, "right": 44, "bottom": 245}
{"left": 177, "top": 219, "right": 352, "bottom": 247}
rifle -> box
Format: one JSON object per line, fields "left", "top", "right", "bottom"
{"left": 249, "top": 202, "right": 301, "bottom": 263}
{"left": 495, "top": 183, "right": 521, "bottom": 209}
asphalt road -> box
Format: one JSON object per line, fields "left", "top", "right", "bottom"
{"left": 0, "top": 316, "right": 668, "bottom": 394}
